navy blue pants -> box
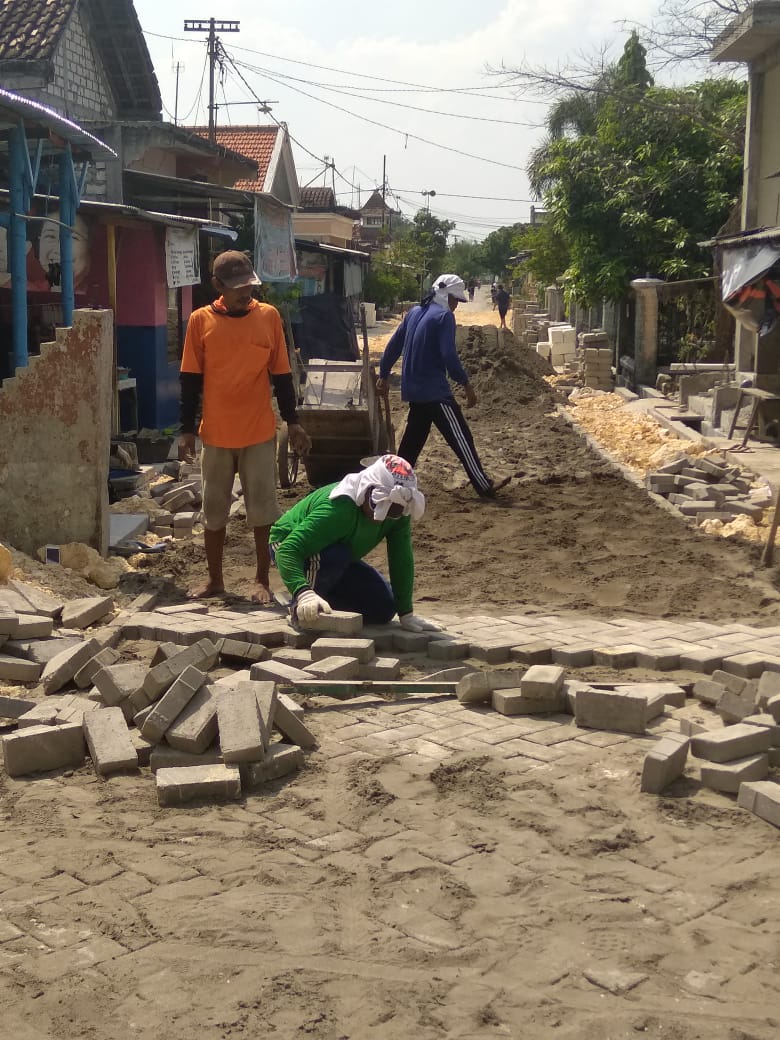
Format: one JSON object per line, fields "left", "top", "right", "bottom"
{"left": 398, "top": 398, "right": 493, "bottom": 496}
{"left": 310, "top": 543, "right": 396, "bottom": 624}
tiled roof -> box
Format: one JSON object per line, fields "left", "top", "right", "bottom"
{"left": 299, "top": 186, "right": 336, "bottom": 209}
{"left": 192, "top": 125, "right": 279, "bottom": 191}
{"left": 0, "top": 0, "right": 77, "bottom": 61}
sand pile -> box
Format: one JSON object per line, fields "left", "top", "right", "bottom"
{"left": 455, "top": 325, "right": 555, "bottom": 408}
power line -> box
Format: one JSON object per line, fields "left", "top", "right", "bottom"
{"left": 229, "top": 56, "right": 525, "bottom": 172}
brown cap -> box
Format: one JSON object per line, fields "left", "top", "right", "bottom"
{"left": 212, "top": 250, "right": 261, "bottom": 289}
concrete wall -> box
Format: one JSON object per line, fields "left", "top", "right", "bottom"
{"left": 0, "top": 310, "right": 113, "bottom": 557}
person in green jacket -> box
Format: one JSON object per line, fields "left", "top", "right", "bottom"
{"left": 270, "top": 454, "right": 440, "bottom": 632}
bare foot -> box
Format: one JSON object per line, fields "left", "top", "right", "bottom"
{"left": 187, "top": 580, "right": 225, "bottom": 599}
{"left": 251, "top": 582, "right": 273, "bottom": 606}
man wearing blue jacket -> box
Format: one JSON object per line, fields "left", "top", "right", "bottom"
{"left": 377, "top": 273, "right": 500, "bottom": 498}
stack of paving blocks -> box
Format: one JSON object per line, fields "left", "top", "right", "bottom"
{"left": 148, "top": 467, "right": 203, "bottom": 539}
{"left": 535, "top": 323, "right": 577, "bottom": 367}
{"left": 644, "top": 453, "right": 767, "bottom": 527}
{"left": 579, "top": 331, "right": 613, "bottom": 390}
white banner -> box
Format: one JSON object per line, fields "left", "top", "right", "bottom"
{"left": 255, "top": 198, "right": 297, "bottom": 282}
{"left": 165, "top": 226, "right": 200, "bottom": 288}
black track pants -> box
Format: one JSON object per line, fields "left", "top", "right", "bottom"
{"left": 397, "top": 398, "right": 493, "bottom": 496}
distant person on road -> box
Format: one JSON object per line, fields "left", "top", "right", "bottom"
{"left": 496, "top": 284, "right": 511, "bottom": 330}
{"left": 490, "top": 281, "right": 498, "bottom": 309}
{"left": 467, "top": 277, "right": 476, "bottom": 302}
{"left": 179, "top": 249, "right": 311, "bottom": 604}
{"left": 376, "top": 274, "right": 508, "bottom": 499}
{"left": 270, "top": 454, "right": 440, "bottom": 632}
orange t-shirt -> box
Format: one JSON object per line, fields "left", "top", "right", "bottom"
{"left": 180, "top": 299, "right": 291, "bottom": 449}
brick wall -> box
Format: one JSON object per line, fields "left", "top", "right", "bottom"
{"left": 42, "top": 9, "right": 115, "bottom": 122}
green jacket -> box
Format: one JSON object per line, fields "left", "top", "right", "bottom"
{"left": 270, "top": 483, "right": 415, "bottom": 615}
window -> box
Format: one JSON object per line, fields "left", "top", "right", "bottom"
{"left": 364, "top": 215, "right": 383, "bottom": 227}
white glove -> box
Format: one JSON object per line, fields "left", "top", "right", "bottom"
{"left": 399, "top": 612, "right": 440, "bottom": 633}
{"left": 295, "top": 589, "right": 332, "bottom": 624}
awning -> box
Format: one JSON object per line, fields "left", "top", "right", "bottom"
{"left": 0, "top": 87, "right": 116, "bottom": 160}
{"left": 295, "top": 238, "right": 370, "bottom": 260}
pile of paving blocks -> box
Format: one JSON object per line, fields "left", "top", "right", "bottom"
{"left": 644, "top": 453, "right": 767, "bottom": 526}
{"left": 579, "top": 331, "right": 613, "bottom": 390}
{"left": 3, "top": 579, "right": 780, "bottom": 827}
{"left": 146, "top": 462, "right": 204, "bottom": 540}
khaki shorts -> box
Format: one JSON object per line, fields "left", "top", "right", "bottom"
{"left": 201, "top": 439, "right": 280, "bottom": 530}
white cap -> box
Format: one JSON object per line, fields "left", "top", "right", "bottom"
{"left": 432, "top": 274, "right": 468, "bottom": 302}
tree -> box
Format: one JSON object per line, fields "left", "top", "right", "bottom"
{"left": 479, "top": 224, "right": 526, "bottom": 279}
{"left": 406, "top": 209, "right": 455, "bottom": 280}
{"left": 532, "top": 75, "right": 746, "bottom": 301}
{"left": 512, "top": 223, "right": 570, "bottom": 289}
{"left": 443, "top": 239, "right": 484, "bottom": 281}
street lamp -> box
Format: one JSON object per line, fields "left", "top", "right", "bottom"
{"left": 421, "top": 189, "right": 436, "bottom": 212}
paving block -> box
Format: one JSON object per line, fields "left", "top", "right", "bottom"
{"left": 41, "top": 638, "right": 101, "bottom": 694}
{"left": 142, "top": 638, "right": 219, "bottom": 701}
{"left": 156, "top": 763, "right": 241, "bottom": 806}
{"left": 592, "top": 644, "right": 642, "bottom": 669}
{"left": 276, "top": 691, "right": 301, "bottom": 720}
{"left": 273, "top": 700, "right": 316, "bottom": 749}
{"left": 690, "top": 723, "right": 772, "bottom": 763}
{"left": 394, "top": 630, "right": 435, "bottom": 654}
{"left": 249, "top": 660, "right": 313, "bottom": 685}
{"left": 552, "top": 645, "right": 594, "bottom": 668}
{"left": 757, "top": 669, "right": 780, "bottom": 709}
{"left": 509, "top": 642, "right": 554, "bottom": 665}
{"left": 272, "top": 648, "right": 313, "bottom": 668}
{"left": 0, "top": 654, "right": 42, "bottom": 683}
{"left": 57, "top": 695, "right": 101, "bottom": 725}
{"left": 468, "top": 640, "right": 512, "bottom": 664}
{"left": 634, "top": 647, "right": 681, "bottom": 671}
{"left": 8, "top": 580, "right": 63, "bottom": 618}
{"left": 150, "top": 642, "right": 181, "bottom": 666}
{"left": 254, "top": 683, "right": 278, "bottom": 749}
{"left": 700, "top": 754, "right": 769, "bottom": 794}
{"left": 129, "top": 729, "right": 154, "bottom": 768}
{"left": 456, "top": 671, "right": 491, "bottom": 704}
{"left": 520, "top": 664, "right": 565, "bottom": 699}
{"left": 218, "top": 638, "right": 269, "bottom": 666}
{"left": 310, "top": 638, "right": 375, "bottom": 664}
{"left": 720, "top": 652, "right": 768, "bottom": 679}
{"left": 149, "top": 744, "right": 224, "bottom": 773}
{"left": 93, "top": 661, "right": 147, "bottom": 708}
{"left": 575, "top": 687, "right": 653, "bottom": 734}
{"left": 140, "top": 666, "right": 207, "bottom": 744}
{"left": 5, "top": 635, "right": 81, "bottom": 668}
{"left": 2, "top": 722, "right": 85, "bottom": 777}
{"left": 717, "top": 687, "right": 759, "bottom": 724}
{"left": 60, "top": 596, "right": 114, "bottom": 630}
{"left": 359, "top": 657, "right": 402, "bottom": 680}
{"left": 15, "top": 615, "right": 54, "bottom": 639}
{"left": 241, "top": 743, "right": 303, "bottom": 788}
{"left": 711, "top": 669, "right": 749, "bottom": 695}
{"left": 679, "top": 647, "right": 722, "bottom": 674}
{"left": 0, "top": 606, "right": 19, "bottom": 637}
{"left": 304, "top": 655, "right": 361, "bottom": 680}
{"left": 641, "top": 734, "right": 690, "bottom": 793}
{"left": 165, "top": 683, "right": 221, "bottom": 754}
{"left": 766, "top": 693, "right": 780, "bottom": 723}
{"left": 0, "top": 694, "right": 37, "bottom": 719}
{"left": 16, "top": 702, "right": 60, "bottom": 727}
{"left": 737, "top": 779, "right": 780, "bottom": 827}
{"left": 73, "top": 647, "right": 121, "bottom": 690}
{"left": 493, "top": 687, "right": 565, "bottom": 716}
{"left": 83, "top": 707, "right": 138, "bottom": 775}
{"left": 297, "top": 610, "right": 363, "bottom": 635}
{"left": 217, "top": 683, "right": 265, "bottom": 763}
{"left": 741, "top": 713, "right": 780, "bottom": 744}
{"left": 692, "top": 678, "right": 726, "bottom": 706}
{"left": 427, "top": 638, "right": 469, "bottom": 661}
{"left": 620, "top": 682, "right": 686, "bottom": 709}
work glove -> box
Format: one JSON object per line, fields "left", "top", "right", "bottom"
{"left": 399, "top": 612, "right": 440, "bottom": 633}
{"left": 295, "top": 589, "right": 332, "bottom": 625}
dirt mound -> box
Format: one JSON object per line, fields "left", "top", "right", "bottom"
{"left": 455, "top": 325, "right": 556, "bottom": 408}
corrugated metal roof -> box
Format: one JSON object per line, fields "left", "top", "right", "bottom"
{"left": 700, "top": 226, "right": 780, "bottom": 249}
{"left": 0, "top": 86, "right": 116, "bottom": 158}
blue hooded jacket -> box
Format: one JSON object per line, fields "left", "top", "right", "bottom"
{"left": 379, "top": 301, "right": 469, "bottom": 403}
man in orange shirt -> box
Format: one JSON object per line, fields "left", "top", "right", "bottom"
{"left": 178, "top": 250, "right": 311, "bottom": 603}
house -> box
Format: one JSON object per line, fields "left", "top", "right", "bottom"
{"left": 358, "top": 189, "right": 397, "bottom": 249}
{"left": 294, "top": 186, "right": 359, "bottom": 250}
{"left": 0, "top": 0, "right": 256, "bottom": 427}
{"left": 710, "top": 1, "right": 780, "bottom": 396}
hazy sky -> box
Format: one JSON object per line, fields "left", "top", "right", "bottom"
{"left": 133, "top": 0, "right": 666, "bottom": 241}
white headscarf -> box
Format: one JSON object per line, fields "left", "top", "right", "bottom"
{"left": 329, "top": 454, "right": 425, "bottom": 521}
{"left": 431, "top": 273, "right": 468, "bottom": 308}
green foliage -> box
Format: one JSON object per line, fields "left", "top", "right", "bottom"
{"left": 364, "top": 263, "right": 418, "bottom": 308}
{"left": 531, "top": 65, "right": 746, "bottom": 302}
{"left": 443, "top": 239, "right": 485, "bottom": 281}
{"left": 513, "top": 223, "right": 570, "bottom": 287}
{"left": 407, "top": 209, "right": 456, "bottom": 277}
{"left": 479, "top": 224, "right": 527, "bottom": 279}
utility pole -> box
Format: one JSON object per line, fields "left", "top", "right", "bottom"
{"left": 172, "top": 61, "right": 184, "bottom": 126}
{"left": 381, "top": 154, "right": 387, "bottom": 231}
{"left": 183, "top": 18, "right": 240, "bottom": 142}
